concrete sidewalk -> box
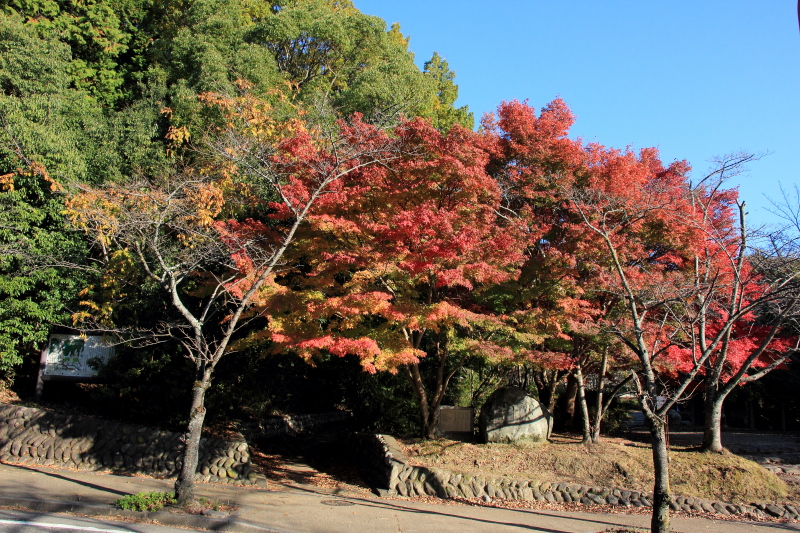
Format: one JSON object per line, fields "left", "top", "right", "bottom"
{"left": 0, "top": 461, "right": 797, "bottom": 533}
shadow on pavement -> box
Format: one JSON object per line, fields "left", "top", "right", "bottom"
{"left": 4, "top": 462, "right": 129, "bottom": 497}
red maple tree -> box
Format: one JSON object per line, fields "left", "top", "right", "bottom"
{"left": 252, "top": 117, "right": 527, "bottom": 438}
{"left": 565, "top": 146, "right": 799, "bottom": 532}
{"left": 482, "top": 99, "right": 636, "bottom": 442}
{"left": 658, "top": 160, "right": 800, "bottom": 453}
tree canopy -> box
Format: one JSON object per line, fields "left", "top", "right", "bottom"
{"left": 1, "top": 4, "right": 798, "bottom": 532}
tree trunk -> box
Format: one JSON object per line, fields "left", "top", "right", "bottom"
{"left": 534, "top": 369, "right": 563, "bottom": 414}
{"left": 546, "top": 373, "right": 560, "bottom": 414}
{"left": 590, "top": 347, "right": 609, "bottom": 443}
{"left": 702, "top": 387, "right": 725, "bottom": 453}
{"left": 559, "top": 374, "right": 578, "bottom": 430}
{"left": 416, "top": 377, "right": 448, "bottom": 439}
{"left": 175, "top": 366, "right": 211, "bottom": 506}
{"left": 425, "top": 379, "right": 448, "bottom": 440}
{"left": 405, "top": 363, "right": 436, "bottom": 439}
{"left": 575, "top": 367, "right": 592, "bottom": 444}
{"left": 590, "top": 409, "right": 602, "bottom": 443}
{"left": 648, "top": 415, "right": 672, "bottom": 533}
{"left": 423, "top": 405, "right": 440, "bottom": 440}
{"left": 406, "top": 329, "right": 465, "bottom": 440}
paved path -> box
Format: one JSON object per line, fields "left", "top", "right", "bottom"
{"left": 0, "top": 461, "right": 798, "bottom": 533}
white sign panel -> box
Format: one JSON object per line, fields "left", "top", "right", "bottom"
{"left": 42, "top": 334, "right": 115, "bottom": 378}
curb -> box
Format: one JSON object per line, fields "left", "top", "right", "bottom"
{"left": 0, "top": 496, "right": 282, "bottom": 532}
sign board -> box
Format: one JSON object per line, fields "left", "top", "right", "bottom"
{"left": 42, "top": 334, "right": 115, "bottom": 379}
{"left": 437, "top": 406, "right": 473, "bottom": 434}
{"left": 655, "top": 396, "right": 666, "bottom": 409}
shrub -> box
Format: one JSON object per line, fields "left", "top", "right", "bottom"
{"left": 114, "top": 491, "right": 176, "bottom": 512}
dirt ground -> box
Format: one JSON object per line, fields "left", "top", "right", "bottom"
{"left": 399, "top": 429, "right": 800, "bottom": 505}
{"left": 248, "top": 428, "right": 374, "bottom": 498}
{"left": 239, "top": 427, "right": 800, "bottom": 530}
{"left": 648, "top": 429, "right": 800, "bottom": 497}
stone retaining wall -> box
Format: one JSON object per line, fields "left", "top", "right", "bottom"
{"left": 364, "top": 434, "right": 800, "bottom": 520}
{"left": 0, "top": 403, "right": 262, "bottom": 486}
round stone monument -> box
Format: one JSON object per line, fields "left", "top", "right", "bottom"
{"left": 479, "top": 386, "right": 552, "bottom": 443}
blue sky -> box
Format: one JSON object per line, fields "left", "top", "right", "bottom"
{"left": 355, "top": 1, "right": 799, "bottom": 229}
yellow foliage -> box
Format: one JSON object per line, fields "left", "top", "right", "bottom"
{"left": 0, "top": 162, "right": 63, "bottom": 193}
{"left": 165, "top": 125, "right": 190, "bottom": 157}
{"left": 71, "top": 249, "right": 140, "bottom": 326}
{"left": 0, "top": 172, "right": 14, "bottom": 192}
{"left": 182, "top": 179, "right": 225, "bottom": 227}
{"left": 198, "top": 80, "right": 307, "bottom": 146}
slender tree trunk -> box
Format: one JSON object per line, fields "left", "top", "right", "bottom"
{"left": 407, "top": 328, "right": 465, "bottom": 440}
{"left": 427, "top": 332, "right": 449, "bottom": 439}
{"left": 590, "top": 350, "right": 609, "bottom": 443}
{"left": 415, "top": 376, "right": 447, "bottom": 439}
{"left": 534, "top": 369, "right": 562, "bottom": 413}
{"left": 590, "top": 409, "right": 603, "bottom": 443}
{"left": 634, "top": 364, "right": 673, "bottom": 533}
{"left": 426, "top": 377, "right": 448, "bottom": 440}
{"left": 546, "top": 372, "right": 560, "bottom": 414}
{"left": 405, "top": 366, "right": 442, "bottom": 440}
{"left": 648, "top": 415, "right": 671, "bottom": 533}
{"left": 702, "top": 385, "right": 726, "bottom": 453}
{"left": 405, "top": 363, "right": 432, "bottom": 439}
{"left": 175, "top": 365, "right": 212, "bottom": 506}
{"left": 575, "top": 366, "right": 592, "bottom": 444}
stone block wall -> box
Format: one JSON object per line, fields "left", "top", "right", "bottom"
{"left": 0, "top": 403, "right": 262, "bottom": 486}
{"left": 363, "top": 433, "right": 800, "bottom": 520}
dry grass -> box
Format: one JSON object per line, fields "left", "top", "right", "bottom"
{"left": 0, "top": 385, "right": 21, "bottom": 404}
{"left": 400, "top": 433, "right": 794, "bottom": 505}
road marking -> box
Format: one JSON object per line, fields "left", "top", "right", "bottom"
{"left": 0, "top": 518, "right": 131, "bottom": 532}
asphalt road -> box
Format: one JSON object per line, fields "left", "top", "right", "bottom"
{"left": 0, "top": 509, "right": 196, "bottom": 533}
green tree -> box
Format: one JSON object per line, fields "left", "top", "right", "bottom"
{"left": 0, "top": 14, "right": 172, "bottom": 383}
{"left": 423, "top": 52, "right": 473, "bottom": 131}
{"left": 248, "top": 0, "right": 440, "bottom": 120}
{"left": 1, "top": 0, "right": 147, "bottom": 105}
{"left": 0, "top": 16, "right": 93, "bottom": 381}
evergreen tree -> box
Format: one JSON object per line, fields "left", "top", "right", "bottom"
{"left": 423, "top": 52, "right": 474, "bottom": 131}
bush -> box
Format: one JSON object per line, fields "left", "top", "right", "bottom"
{"left": 114, "top": 492, "right": 176, "bottom": 512}
{"left": 90, "top": 343, "right": 193, "bottom": 429}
